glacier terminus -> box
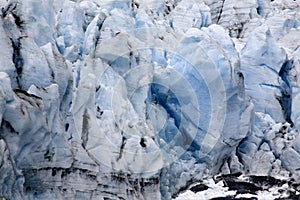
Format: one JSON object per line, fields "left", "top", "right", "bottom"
{"left": 0, "top": 0, "right": 300, "bottom": 199}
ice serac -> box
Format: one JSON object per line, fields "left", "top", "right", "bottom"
{"left": 170, "top": 0, "right": 211, "bottom": 33}
{"left": 217, "top": 0, "right": 258, "bottom": 37}
{"left": 158, "top": 25, "right": 252, "bottom": 199}
{"left": 0, "top": 0, "right": 300, "bottom": 200}
{"left": 241, "top": 25, "right": 287, "bottom": 123}
{"left": 229, "top": 0, "right": 300, "bottom": 183}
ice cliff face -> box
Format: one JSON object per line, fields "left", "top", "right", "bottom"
{"left": 0, "top": 0, "right": 299, "bottom": 199}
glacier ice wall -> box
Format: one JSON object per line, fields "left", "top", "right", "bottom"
{"left": 0, "top": 0, "right": 299, "bottom": 199}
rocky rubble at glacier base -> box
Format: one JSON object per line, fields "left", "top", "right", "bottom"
{"left": 0, "top": 0, "right": 299, "bottom": 199}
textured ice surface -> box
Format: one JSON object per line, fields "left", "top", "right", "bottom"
{"left": 0, "top": 0, "right": 300, "bottom": 200}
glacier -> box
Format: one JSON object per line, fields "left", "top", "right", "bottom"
{"left": 0, "top": 0, "right": 299, "bottom": 199}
